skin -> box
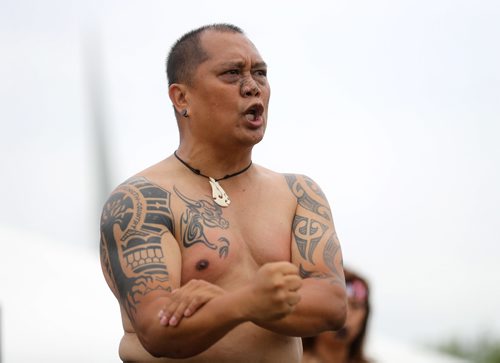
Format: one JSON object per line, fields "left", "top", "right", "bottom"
{"left": 302, "top": 288, "right": 368, "bottom": 363}
{"left": 100, "top": 30, "right": 347, "bottom": 363}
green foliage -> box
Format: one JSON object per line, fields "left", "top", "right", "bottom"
{"left": 434, "top": 333, "right": 500, "bottom": 363}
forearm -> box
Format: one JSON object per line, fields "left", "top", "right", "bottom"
{"left": 256, "top": 278, "right": 347, "bottom": 337}
{"left": 134, "top": 289, "right": 249, "bottom": 358}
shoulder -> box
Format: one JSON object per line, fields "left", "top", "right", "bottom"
{"left": 282, "top": 173, "right": 328, "bottom": 200}
{"left": 101, "top": 175, "right": 175, "bottom": 234}
{"left": 252, "top": 165, "right": 328, "bottom": 200}
{"left": 131, "top": 156, "right": 178, "bottom": 186}
{"left": 106, "top": 157, "right": 178, "bottom": 199}
{"left": 253, "top": 165, "right": 319, "bottom": 188}
{"left": 281, "top": 173, "right": 333, "bottom": 221}
{"left": 106, "top": 175, "right": 172, "bottom": 203}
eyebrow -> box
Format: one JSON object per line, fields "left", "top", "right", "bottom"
{"left": 219, "top": 61, "right": 267, "bottom": 69}
{"left": 252, "top": 61, "right": 267, "bottom": 69}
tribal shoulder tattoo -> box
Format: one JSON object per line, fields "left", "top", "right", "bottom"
{"left": 285, "top": 174, "right": 344, "bottom": 286}
{"left": 100, "top": 177, "right": 175, "bottom": 321}
{"left": 100, "top": 178, "right": 233, "bottom": 319}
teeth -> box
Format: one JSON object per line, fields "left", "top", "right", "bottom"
{"left": 245, "top": 113, "right": 256, "bottom": 121}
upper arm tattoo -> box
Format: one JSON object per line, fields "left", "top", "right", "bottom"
{"left": 285, "top": 174, "right": 344, "bottom": 286}
{"left": 292, "top": 215, "right": 328, "bottom": 264}
{"left": 285, "top": 174, "right": 332, "bottom": 221}
{"left": 100, "top": 177, "right": 175, "bottom": 321}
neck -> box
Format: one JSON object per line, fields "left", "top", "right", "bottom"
{"left": 176, "top": 143, "right": 253, "bottom": 180}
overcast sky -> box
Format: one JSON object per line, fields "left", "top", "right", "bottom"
{"left": 1, "top": 0, "right": 499, "bottom": 351}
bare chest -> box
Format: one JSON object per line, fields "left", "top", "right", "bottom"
{"left": 171, "top": 185, "right": 295, "bottom": 287}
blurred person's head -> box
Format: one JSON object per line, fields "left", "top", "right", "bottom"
{"left": 302, "top": 268, "right": 371, "bottom": 363}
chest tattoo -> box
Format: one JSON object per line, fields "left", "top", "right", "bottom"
{"left": 174, "top": 186, "right": 231, "bottom": 258}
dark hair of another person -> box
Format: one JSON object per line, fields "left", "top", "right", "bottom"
{"left": 302, "top": 268, "right": 372, "bottom": 363}
{"left": 166, "top": 23, "right": 244, "bottom": 86}
{"left": 344, "top": 269, "right": 371, "bottom": 363}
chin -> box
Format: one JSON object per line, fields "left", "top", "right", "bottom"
{"left": 247, "top": 134, "right": 265, "bottom": 147}
{"left": 237, "top": 129, "right": 265, "bottom": 147}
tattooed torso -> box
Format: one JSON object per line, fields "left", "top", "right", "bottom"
{"left": 100, "top": 160, "right": 342, "bottom": 362}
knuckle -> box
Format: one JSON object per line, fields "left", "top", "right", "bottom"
{"left": 273, "top": 279, "right": 285, "bottom": 289}
{"left": 274, "top": 290, "right": 286, "bottom": 302}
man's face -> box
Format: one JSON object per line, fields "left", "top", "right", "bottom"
{"left": 185, "top": 31, "right": 271, "bottom": 148}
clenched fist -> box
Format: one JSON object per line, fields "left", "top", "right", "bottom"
{"left": 243, "top": 261, "right": 302, "bottom": 322}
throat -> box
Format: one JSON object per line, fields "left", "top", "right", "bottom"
{"left": 173, "top": 150, "right": 252, "bottom": 208}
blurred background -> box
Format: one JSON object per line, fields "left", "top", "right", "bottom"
{"left": 1, "top": 0, "right": 499, "bottom": 361}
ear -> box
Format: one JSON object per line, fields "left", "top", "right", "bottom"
{"left": 168, "top": 83, "right": 189, "bottom": 114}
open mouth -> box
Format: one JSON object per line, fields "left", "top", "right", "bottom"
{"left": 244, "top": 104, "right": 264, "bottom": 122}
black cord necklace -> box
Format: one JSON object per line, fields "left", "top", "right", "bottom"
{"left": 174, "top": 150, "right": 252, "bottom": 207}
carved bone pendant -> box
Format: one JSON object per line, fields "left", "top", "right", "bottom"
{"left": 208, "top": 177, "right": 231, "bottom": 207}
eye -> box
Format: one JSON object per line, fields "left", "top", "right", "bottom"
{"left": 220, "top": 69, "right": 240, "bottom": 83}
{"left": 254, "top": 69, "right": 267, "bottom": 77}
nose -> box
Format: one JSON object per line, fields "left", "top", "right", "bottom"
{"left": 240, "top": 77, "right": 261, "bottom": 97}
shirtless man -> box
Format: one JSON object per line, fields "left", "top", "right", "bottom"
{"left": 100, "top": 24, "right": 347, "bottom": 362}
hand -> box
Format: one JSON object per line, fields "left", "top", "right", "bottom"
{"left": 244, "top": 262, "right": 302, "bottom": 322}
{"left": 158, "top": 279, "right": 225, "bottom": 327}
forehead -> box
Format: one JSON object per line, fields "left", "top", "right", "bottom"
{"left": 199, "top": 31, "right": 264, "bottom": 66}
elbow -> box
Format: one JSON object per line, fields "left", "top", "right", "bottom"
{"left": 136, "top": 329, "right": 168, "bottom": 358}
{"left": 330, "top": 301, "right": 347, "bottom": 331}
{"left": 136, "top": 325, "right": 199, "bottom": 359}
{"left": 139, "top": 335, "right": 168, "bottom": 359}
{"left": 139, "top": 333, "right": 198, "bottom": 359}
{"left": 145, "top": 345, "right": 192, "bottom": 359}
{"left": 328, "top": 286, "right": 347, "bottom": 330}
{"left": 140, "top": 339, "right": 167, "bottom": 359}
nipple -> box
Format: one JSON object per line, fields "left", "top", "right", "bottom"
{"left": 195, "top": 259, "right": 209, "bottom": 271}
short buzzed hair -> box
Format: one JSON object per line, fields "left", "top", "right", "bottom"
{"left": 166, "top": 23, "right": 244, "bottom": 86}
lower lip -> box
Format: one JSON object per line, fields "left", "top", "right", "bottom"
{"left": 245, "top": 115, "right": 264, "bottom": 129}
